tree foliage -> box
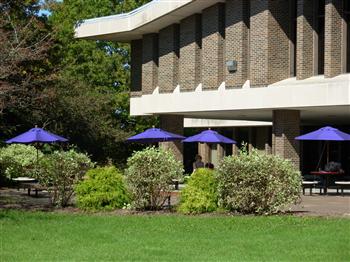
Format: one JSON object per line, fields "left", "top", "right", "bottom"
{"left": 217, "top": 147, "right": 302, "bottom": 214}
{"left": 126, "top": 147, "right": 183, "bottom": 210}
{"left": 0, "top": 0, "right": 54, "bottom": 135}
{"left": 0, "top": 0, "right": 156, "bottom": 164}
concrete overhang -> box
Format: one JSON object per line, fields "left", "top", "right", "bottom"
{"left": 75, "top": 0, "right": 223, "bottom": 41}
{"left": 130, "top": 74, "right": 350, "bottom": 125}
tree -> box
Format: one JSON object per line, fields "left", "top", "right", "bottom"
{"left": 44, "top": 0, "right": 155, "bottom": 164}
{"left": 0, "top": 0, "right": 55, "bottom": 136}
{"left": 0, "top": 0, "right": 155, "bottom": 165}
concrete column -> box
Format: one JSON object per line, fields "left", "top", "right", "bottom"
{"left": 142, "top": 34, "right": 158, "bottom": 94}
{"left": 198, "top": 143, "right": 210, "bottom": 164}
{"left": 272, "top": 110, "right": 300, "bottom": 169}
{"left": 232, "top": 127, "right": 238, "bottom": 155}
{"left": 158, "top": 24, "right": 180, "bottom": 93}
{"left": 265, "top": 126, "right": 272, "bottom": 155}
{"left": 131, "top": 40, "right": 142, "bottom": 96}
{"left": 217, "top": 144, "right": 225, "bottom": 160}
{"left": 248, "top": 127, "right": 254, "bottom": 153}
{"left": 179, "top": 14, "right": 201, "bottom": 91}
{"left": 202, "top": 3, "right": 225, "bottom": 90}
{"left": 325, "top": 0, "right": 343, "bottom": 78}
{"left": 225, "top": 0, "right": 249, "bottom": 88}
{"left": 159, "top": 115, "right": 183, "bottom": 162}
{"left": 296, "top": 0, "right": 316, "bottom": 80}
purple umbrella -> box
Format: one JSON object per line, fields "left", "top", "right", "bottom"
{"left": 295, "top": 126, "right": 350, "bottom": 141}
{"left": 6, "top": 127, "right": 69, "bottom": 171}
{"left": 183, "top": 129, "right": 236, "bottom": 144}
{"left": 295, "top": 126, "right": 350, "bottom": 167}
{"left": 126, "top": 127, "right": 185, "bottom": 143}
{"left": 6, "top": 127, "right": 68, "bottom": 144}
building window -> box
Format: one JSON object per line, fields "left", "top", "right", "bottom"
{"left": 345, "top": 0, "right": 350, "bottom": 72}
{"left": 315, "top": 0, "right": 325, "bottom": 75}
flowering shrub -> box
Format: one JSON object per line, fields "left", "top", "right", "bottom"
{"left": 37, "top": 149, "right": 94, "bottom": 207}
{"left": 75, "top": 166, "right": 130, "bottom": 211}
{"left": 0, "top": 144, "right": 43, "bottom": 179}
{"left": 178, "top": 168, "right": 218, "bottom": 214}
{"left": 125, "top": 147, "right": 183, "bottom": 210}
{"left": 217, "top": 148, "right": 301, "bottom": 214}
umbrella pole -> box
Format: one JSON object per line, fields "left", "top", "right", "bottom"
{"left": 327, "top": 141, "right": 330, "bottom": 164}
{"left": 36, "top": 143, "right": 39, "bottom": 176}
{"left": 316, "top": 142, "right": 327, "bottom": 171}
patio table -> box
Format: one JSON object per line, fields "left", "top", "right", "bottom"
{"left": 310, "top": 171, "right": 341, "bottom": 194}
{"left": 12, "top": 177, "right": 37, "bottom": 195}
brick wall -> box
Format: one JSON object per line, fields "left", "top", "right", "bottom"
{"left": 158, "top": 24, "right": 180, "bottom": 93}
{"left": 249, "top": 0, "right": 269, "bottom": 87}
{"left": 159, "top": 115, "right": 184, "bottom": 162}
{"left": 250, "top": 0, "right": 291, "bottom": 87}
{"left": 268, "top": 0, "right": 291, "bottom": 84}
{"left": 179, "top": 14, "right": 202, "bottom": 91}
{"left": 325, "top": 0, "right": 343, "bottom": 78}
{"left": 272, "top": 110, "right": 300, "bottom": 169}
{"left": 225, "top": 0, "right": 249, "bottom": 88}
{"left": 131, "top": 40, "right": 142, "bottom": 96}
{"left": 142, "top": 33, "right": 158, "bottom": 94}
{"left": 135, "top": 0, "right": 346, "bottom": 92}
{"left": 201, "top": 3, "right": 225, "bottom": 90}
{"left": 296, "top": 0, "right": 316, "bottom": 80}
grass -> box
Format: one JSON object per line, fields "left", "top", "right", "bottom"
{"left": 1, "top": 210, "right": 349, "bottom": 261}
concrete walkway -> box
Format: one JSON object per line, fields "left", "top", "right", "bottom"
{"left": 1, "top": 187, "right": 350, "bottom": 217}
{"left": 291, "top": 190, "right": 350, "bottom": 217}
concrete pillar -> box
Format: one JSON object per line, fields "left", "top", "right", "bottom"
{"left": 158, "top": 24, "right": 180, "bottom": 93}
{"left": 248, "top": 127, "right": 254, "bottom": 153}
{"left": 272, "top": 110, "right": 300, "bottom": 169}
{"left": 296, "top": 0, "right": 316, "bottom": 80}
{"left": 179, "top": 14, "right": 201, "bottom": 91}
{"left": 198, "top": 143, "right": 210, "bottom": 165}
{"left": 142, "top": 34, "right": 158, "bottom": 94}
{"left": 325, "top": 0, "right": 343, "bottom": 78}
{"left": 225, "top": 0, "right": 249, "bottom": 88}
{"left": 159, "top": 115, "right": 183, "bottom": 162}
{"left": 217, "top": 144, "right": 225, "bottom": 160}
{"left": 131, "top": 40, "right": 142, "bottom": 96}
{"left": 264, "top": 126, "right": 272, "bottom": 155}
{"left": 202, "top": 3, "right": 225, "bottom": 90}
{"left": 232, "top": 127, "right": 238, "bottom": 155}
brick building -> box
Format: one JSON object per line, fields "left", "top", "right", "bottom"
{"left": 76, "top": 0, "right": 350, "bottom": 173}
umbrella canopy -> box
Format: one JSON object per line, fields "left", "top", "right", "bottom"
{"left": 126, "top": 127, "right": 185, "bottom": 143}
{"left": 295, "top": 126, "right": 350, "bottom": 141}
{"left": 183, "top": 129, "right": 236, "bottom": 144}
{"left": 6, "top": 127, "right": 68, "bottom": 144}
{"left": 295, "top": 126, "right": 350, "bottom": 168}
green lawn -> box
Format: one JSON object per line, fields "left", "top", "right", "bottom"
{"left": 1, "top": 210, "right": 349, "bottom": 261}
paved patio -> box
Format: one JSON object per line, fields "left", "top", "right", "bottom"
{"left": 0, "top": 187, "right": 349, "bottom": 217}
{"left": 291, "top": 190, "right": 350, "bottom": 217}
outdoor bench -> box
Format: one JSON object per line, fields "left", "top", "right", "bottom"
{"left": 20, "top": 182, "right": 46, "bottom": 197}
{"left": 302, "top": 181, "right": 321, "bottom": 195}
{"left": 335, "top": 181, "right": 350, "bottom": 196}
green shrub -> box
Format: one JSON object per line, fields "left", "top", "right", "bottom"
{"left": 75, "top": 166, "right": 130, "bottom": 211}
{"left": 217, "top": 148, "right": 301, "bottom": 215}
{"left": 125, "top": 147, "right": 183, "bottom": 210}
{"left": 178, "top": 168, "right": 218, "bottom": 214}
{"left": 37, "top": 149, "right": 94, "bottom": 207}
{"left": 0, "top": 144, "right": 43, "bottom": 179}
